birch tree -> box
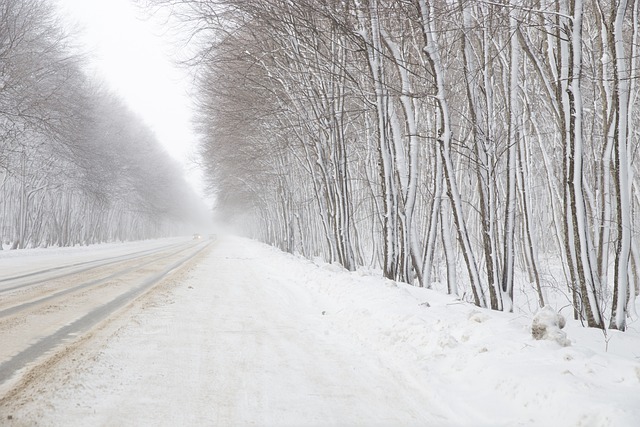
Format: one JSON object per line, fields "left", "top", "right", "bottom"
{"left": 415, "top": 0, "right": 487, "bottom": 307}
{"left": 161, "top": 0, "right": 640, "bottom": 328}
{"left": 607, "top": 0, "right": 633, "bottom": 330}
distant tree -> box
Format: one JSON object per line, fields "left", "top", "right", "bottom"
{"left": 0, "top": 0, "right": 208, "bottom": 248}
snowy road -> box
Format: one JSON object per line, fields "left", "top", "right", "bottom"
{"left": 0, "top": 237, "right": 450, "bottom": 426}
{"left": 0, "top": 238, "right": 210, "bottom": 395}
{"left": 165, "top": 244, "right": 445, "bottom": 425}
{"left": 1, "top": 236, "right": 639, "bottom": 426}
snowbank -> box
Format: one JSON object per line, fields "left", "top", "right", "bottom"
{"left": 250, "top": 238, "right": 640, "bottom": 426}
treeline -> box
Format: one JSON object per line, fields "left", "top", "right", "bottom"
{"left": 0, "top": 0, "right": 206, "bottom": 250}
{"left": 169, "top": 0, "right": 639, "bottom": 329}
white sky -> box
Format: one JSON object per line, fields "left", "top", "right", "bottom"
{"left": 53, "top": 0, "right": 206, "bottom": 199}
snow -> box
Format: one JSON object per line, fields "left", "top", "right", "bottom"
{"left": 3, "top": 235, "right": 640, "bottom": 426}
{"left": 0, "top": 237, "right": 188, "bottom": 279}
{"left": 531, "top": 306, "right": 570, "bottom": 346}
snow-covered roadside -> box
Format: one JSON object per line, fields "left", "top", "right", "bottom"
{"left": 302, "top": 256, "right": 640, "bottom": 426}
{"left": 3, "top": 236, "right": 640, "bottom": 426}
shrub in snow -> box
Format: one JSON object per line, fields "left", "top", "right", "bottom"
{"left": 468, "top": 310, "right": 490, "bottom": 323}
{"left": 531, "top": 306, "right": 570, "bottom": 347}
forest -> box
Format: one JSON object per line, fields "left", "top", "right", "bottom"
{"left": 0, "top": 0, "right": 206, "bottom": 252}
{"left": 161, "top": 0, "right": 640, "bottom": 330}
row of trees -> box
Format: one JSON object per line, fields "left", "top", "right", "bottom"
{"left": 165, "top": 0, "right": 639, "bottom": 330}
{"left": 0, "top": 0, "right": 207, "bottom": 250}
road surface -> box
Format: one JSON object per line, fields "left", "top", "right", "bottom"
{"left": 0, "top": 236, "right": 448, "bottom": 426}
{"left": 4, "top": 237, "right": 635, "bottom": 426}
{"left": 0, "top": 238, "right": 210, "bottom": 395}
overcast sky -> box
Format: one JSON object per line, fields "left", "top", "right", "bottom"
{"left": 54, "top": 0, "right": 204, "bottom": 197}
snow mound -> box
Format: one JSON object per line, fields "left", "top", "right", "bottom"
{"left": 531, "top": 306, "right": 570, "bottom": 346}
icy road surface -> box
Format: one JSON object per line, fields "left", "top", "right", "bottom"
{"left": 1, "top": 236, "right": 640, "bottom": 426}
{"left": 0, "top": 238, "right": 209, "bottom": 392}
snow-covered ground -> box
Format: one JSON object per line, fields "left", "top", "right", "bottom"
{"left": 0, "top": 237, "right": 189, "bottom": 278}
{"left": 3, "top": 236, "right": 640, "bottom": 426}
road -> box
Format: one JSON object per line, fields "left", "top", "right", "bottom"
{"left": 1, "top": 237, "right": 638, "bottom": 426}
{"left": 0, "top": 237, "right": 211, "bottom": 395}
{"left": 0, "top": 236, "right": 449, "bottom": 426}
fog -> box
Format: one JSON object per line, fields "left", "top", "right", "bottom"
{"left": 0, "top": 0, "right": 212, "bottom": 249}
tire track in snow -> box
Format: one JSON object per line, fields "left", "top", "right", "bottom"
{"left": 0, "top": 240, "right": 210, "bottom": 391}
